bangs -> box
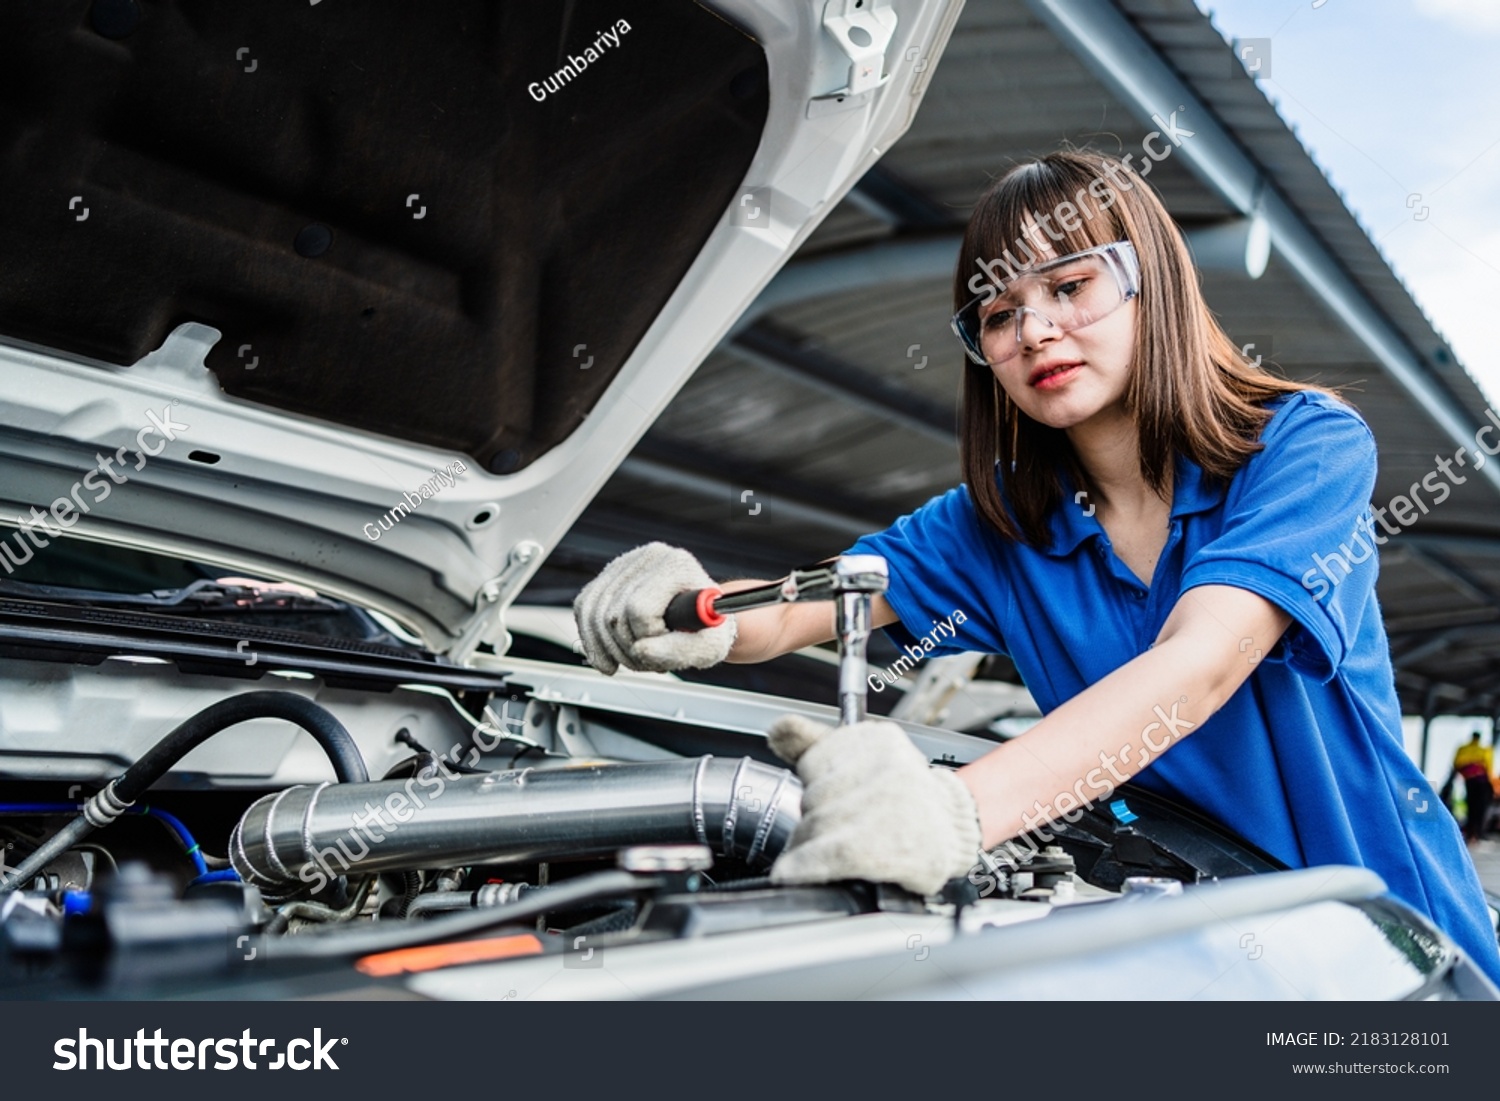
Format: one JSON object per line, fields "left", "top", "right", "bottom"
{"left": 955, "top": 147, "right": 1331, "bottom": 550}
{"left": 955, "top": 155, "right": 1126, "bottom": 307}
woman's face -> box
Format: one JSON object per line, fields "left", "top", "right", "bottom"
{"left": 987, "top": 231, "right": 1138, "bottom": 432}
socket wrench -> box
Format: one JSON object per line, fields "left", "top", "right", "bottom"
{"left": 663, "top": 554, "right": 889, "bottom": 724}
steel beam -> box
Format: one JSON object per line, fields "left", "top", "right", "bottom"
{"left": 731, "top": 322, "right": 956, "bottom": 444}
{"left": 616, "top": 455, "right": 873, "bottom": 539}
{"left": 731, "top": 234, "right": 963, "bottom": 335}
{"left": 1403, "top": 544, "right": 1500, "bottom": 614}
{"left": 848, "top": 164, "right": 962, "bottom": 229}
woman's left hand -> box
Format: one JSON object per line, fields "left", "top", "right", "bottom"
{"left": 767, "top": 714, "right": 983, "bottom": 896}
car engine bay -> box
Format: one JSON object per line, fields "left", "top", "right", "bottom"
{"left": 0, "top": 595, "right": 1289, "bottom": 999}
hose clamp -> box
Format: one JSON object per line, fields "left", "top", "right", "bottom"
{"left": 82, "top": 780, "right": 133, "bottom": 829}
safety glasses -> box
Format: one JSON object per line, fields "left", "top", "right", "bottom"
{"left": 950, "top": 240, "right": 1139, "bottom": 367}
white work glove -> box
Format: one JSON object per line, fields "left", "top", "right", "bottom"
{"left": 572, "top": 542, "right": 737, "bottom": 675}
{"left": 768, "top": 715, "right": 984, "bottom": 897}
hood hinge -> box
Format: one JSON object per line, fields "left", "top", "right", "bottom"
{"left": 809, "top": 0, "right": 897, "bottom": 116}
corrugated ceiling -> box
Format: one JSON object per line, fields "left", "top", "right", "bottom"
{"left": 529, "top": 0, "right": 1500, "bottom": 717}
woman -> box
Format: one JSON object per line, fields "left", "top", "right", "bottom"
{"left": 574, "top": 150, "right": 1500, "bottom": 985}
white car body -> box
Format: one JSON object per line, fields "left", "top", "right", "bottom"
{"left": 0, "top": 0, "right": 1490, "bottom": 1002}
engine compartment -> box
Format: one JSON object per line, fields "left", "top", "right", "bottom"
{"left": 0, "top": 643, "right": 1284, "bottom": 998}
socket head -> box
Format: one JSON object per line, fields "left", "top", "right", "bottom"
{"left": 832, "top": 554, "right": 888, "bottom": 595}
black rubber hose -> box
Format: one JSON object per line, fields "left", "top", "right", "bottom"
{"left": 0, "top": 692, "right": 366, "bottom": 892}
{"left": 261, "top": 870, "right": 659, "bottom": 961}
{"left": 385, "top": 871, "right": 423, "bottom": 919}
{"left": 115, "top": 691, "right": 366, "bottom": 802}
{"left": 405, "top": 890, "right": 480, "bottom": 918}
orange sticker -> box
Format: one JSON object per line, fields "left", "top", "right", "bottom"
{"left": 355, "top": 933, "right": 544, "bottom": 977}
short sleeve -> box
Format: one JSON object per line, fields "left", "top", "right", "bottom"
{"left": 1179, "top": 392, "right": 1379, "bottom": 683}
{"left": 844, "top": 484, "right": 1010, "bottom": 658}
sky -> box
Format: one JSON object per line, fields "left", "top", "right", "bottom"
{"left": 1193, "top": 0, "right": 1500, "bottom": 406}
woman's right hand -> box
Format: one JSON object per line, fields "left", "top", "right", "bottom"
{"left": 572, "top": 543, "right": 737, "bottom": 675}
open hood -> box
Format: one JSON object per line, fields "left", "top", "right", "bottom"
{"left": 0, "top": 0, "right": 962, "bottom": 656}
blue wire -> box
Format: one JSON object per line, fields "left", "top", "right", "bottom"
{"left": 188, "top": 869, "right": 242, "bottom": 887}
{"left": 0, "top": 803, "right": 83, "bottom": 814}
{"left": 0, "top": 801, "right": 211, "bottom": 876}
{"left": 135, "top": 805, "right": 209, "bottom": 877}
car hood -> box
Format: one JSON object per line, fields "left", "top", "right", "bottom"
{"left": 0, "top": 0, "right": 962, "bottom": 656}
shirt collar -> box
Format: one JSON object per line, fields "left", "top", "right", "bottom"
{"left": 1038, "top": 451, "right": 1226, "bottom": 557}
{"left": 1168, "top": 449, "right": 1228, "bottom": 520}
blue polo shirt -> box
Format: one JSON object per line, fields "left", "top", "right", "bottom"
{"left": 848, "top": 390, "right": 1500, "bottom": 985}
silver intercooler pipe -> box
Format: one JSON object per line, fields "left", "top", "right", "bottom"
{"left": 230, "top": 756, "right": 801, "bottom": 894}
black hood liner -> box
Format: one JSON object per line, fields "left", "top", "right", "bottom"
{"left": 0, "top": 0, "right": 769, "bottom": 474}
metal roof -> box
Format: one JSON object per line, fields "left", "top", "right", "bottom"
{"left": 526, "top": 0, "right": 1500, "bottom": 718}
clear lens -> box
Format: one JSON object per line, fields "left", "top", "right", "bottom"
{"left": 951, "top": 241, "right": 1138, "bottom": 366}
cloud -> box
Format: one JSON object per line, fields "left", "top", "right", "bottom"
{"left": 1413, "top": 0, "right": 1500, "bottom": 33}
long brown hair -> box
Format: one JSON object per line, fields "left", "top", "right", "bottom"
{"left": 955, "top": 149, "right": 1335, "bottom": 547}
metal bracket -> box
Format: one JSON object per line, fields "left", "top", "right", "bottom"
{"left": 449, "top": 539, "right": 543, "bottom": 664}
{"left": 810, "top": 0, "right": 898, "bottom": 116}
{"left": 553, "top": 704, "right": 598, "bottom": 758}
{"left": 128, "top": 322, "right": 227, "bottom": 399}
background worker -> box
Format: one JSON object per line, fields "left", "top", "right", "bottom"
{"left": 1454, "top": 732, "right": 1494, "bottom": 843}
